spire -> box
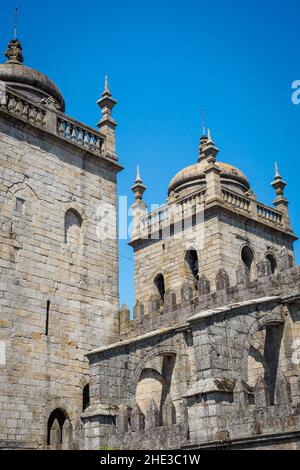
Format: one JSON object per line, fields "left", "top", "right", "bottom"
{"left": 97, "top": 75, "right": 117, "bottom": 159}
{"left": 198, "top": 126, "right": 219, "bottom": 162}
{"left": 271, "top": 161, "right": 286, "bottom": 196}
{"left": 271, "top": 161, "right": 291, "bottom": 231}
{"left": 14, "top": 7, "right": 19, "bottom": 41}
{"left": 131, "top": 165, "right": 146, "bottom": 200}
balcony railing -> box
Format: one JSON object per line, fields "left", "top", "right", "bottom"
{"left": 0, "top": 84, "right": 105, "bottom": 158}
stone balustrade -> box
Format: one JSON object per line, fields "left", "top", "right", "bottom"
{"left": 139, "top": 189, "right": 206, "bottom": 238}
{"left": 135, "top": 185, "right": 285, "bottom": 242}
{"left": 0, "top": 86, "right": 47, "bottom": 128}
{"left": 0, "top": 84, "right": 105, "bottom": 159}
{"left": 256, "top": 202, "right": 283, "bottom": 226}
{"left": 222, "top": 188, "right": 251, "bottom": 213}
{"left": 57, "top": 117, "right": 103, "bottom": 156}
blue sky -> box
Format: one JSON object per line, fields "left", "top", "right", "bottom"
{"left": 2, "top": 0, "right": 300, "bottom": 310}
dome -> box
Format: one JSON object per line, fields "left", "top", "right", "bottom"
{"left": 168, "top": 159, "right": 250, "bottom": 196}
{"left": 0, "top": 39, "right": 65, "bottom": 112}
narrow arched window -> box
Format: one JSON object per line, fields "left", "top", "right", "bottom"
{"left": 241, "top": 245, "right": 254, "bottom": 273}
{"left": 185, "top": 249, "right": 199, "bottom": 281}
{"left": 154, "top": 274, "right": 165, "bottom": 302}
{"left": 64, "top": 209, "right": 82, "bottom": 246}
{"left": 82, "top": 384, "right": 90, "bottom": 411}
{"left": 47, "top": 409, "right": 68, "bottom": 446}
{"left": 266, "top": 253, "right": 277, "bottom": 274}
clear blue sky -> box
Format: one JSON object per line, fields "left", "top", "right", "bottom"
{"left": 2, "top": 0, "right": 300, "bottom": 310}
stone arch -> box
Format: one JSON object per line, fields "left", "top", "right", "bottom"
{"left": 184, "top": 247, "right": 199, "bottom": 289}
{"left": 62, "top": 202, "right": 87, "bottom": 223}
{"left": 241, "top": 309, "right": 285, "bottom": 405}
{"left": 64, "top": 208, "right": 83, "bottom": 246}
{"left": 130, "top": 345, "right": 178, "bottom": 397}
{"left": 134, "top": 348, "right": 177, "bottom": 425}
{"left": 41, "top": 398, "right": 77, "bottom": 446}
{"left": 47, "top": 408, "right": 73, "bottom": 449}
{"left": 154, "top": 272, "right": 166, "bottom": 302}
{"left": 240, "top": 243, "right": 256, "bottom": 279}
{"left": 264, "top": 251, "right": 278, "bottom": 274}
{"left": 6, "top": 181, "right": 39, "bottom": 200}
{"left": 79, "top": 375, "right": 90, "bottom": 412}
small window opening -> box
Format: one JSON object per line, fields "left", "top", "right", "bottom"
{"left": 45, "top": 300, "right": 50, "bottom": 336}
{"left": 266, "top": 253, "right": 277, "bottom": 274}
{"left": 154, "top": 274, "right": 165, "bottom": 302}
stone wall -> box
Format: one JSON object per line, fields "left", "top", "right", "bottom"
{"left": 0, "top": 114, "right": 120, "bottom": 448}
{"left": 132, "top": 204, "right": 294, "bottom": 312}
{"left": 84, "top": 264, "right": 300, "bottom": 450}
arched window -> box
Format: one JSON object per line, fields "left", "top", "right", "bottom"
{"left": 154, "top": 274, "right": 165, "bottom": 302}
{"left": 82, "top": 384, "right": 90, "bottom": 411}
{"left": 47, "top": 408, "right": 72, "bottom": 447}
{"left": 266, "top": 253, "right": 277, "bottom": 274}
{"left": 64, "top": 209, "right": 82, "bottom": 246}
{"left": 185, "top": 249, "right": 199, "bottom": 281}
{"left": 241, "top": 245, "right": 254, "bottom": 274}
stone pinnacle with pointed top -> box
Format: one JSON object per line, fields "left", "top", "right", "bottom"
{"left": 198, "top": 127, "right": 219, "bottom": 162}
{"left": 271, "top": 161, "right": 286, "bottom": 196}
{"left": 131, "top": 165, "right": 146, "bottom": 200}
{"left": 97, "top": 75, "right": 117, "bottom": 158}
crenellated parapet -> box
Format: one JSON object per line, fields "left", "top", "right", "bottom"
{"left": 120, "top": 259, "right": 299, "bottom": 340}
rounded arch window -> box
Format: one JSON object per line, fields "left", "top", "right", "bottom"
{"left": 265, "top": 253, "right": 277, "bottom": 274}
{"left": 154, "top": 274, "right": 165, "bottom": 302}
{"left": 185, "top": 249, "right": 199, "bottom": 281}
{"left": 64, "top": 209, "right": 82, "bottom": 246}
{"left": 241, "top": 245, "right": 254, "bottom": 274}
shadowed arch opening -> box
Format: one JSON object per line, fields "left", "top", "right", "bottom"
{"left": 83, "top": 383, "right": 90, "bottom": 411}
{"left": 154, "top": 273, "right": 165, "bottom": 302}
{"left": 47, "top": 409, "right": 66, "bottom": 445}
{"left": 64, "top": 209, "right": 82, "bottom": 246}
{"left": 185, "top": 249, "right": 199, "bottom": 282}
{"left": 266, "top": 253, "right": 277, "bottom": 274}
{"left": 241, "top": 245, "right": 255, "bottom": 277}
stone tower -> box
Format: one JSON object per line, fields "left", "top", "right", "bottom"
{"left": 84, "top": 129, "right": 300, "bottom": 450}
{"left": 0, "top": 38, "right": 121, "bottom": 449}
{"left": 130, "top": 129, "right": 295, "bottom": 308}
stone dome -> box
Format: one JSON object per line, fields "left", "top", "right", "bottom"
{"left": 168, "top": 159, "right": 250, "bottom": 196}
{"left": 0, "top": 39, "right": 65, "bottom": 112}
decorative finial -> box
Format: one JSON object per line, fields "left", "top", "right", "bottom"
{"left": 131, "top": 165, "right": 146, "bottom": 201}
{"left": 271, "top": 161, "right": 287, "bottom": 197}
{"left": 5, "top": 38, "right": 23, "bottom": 64}
{"left": 198, "top": 125, "right": 218, "bottom": 162}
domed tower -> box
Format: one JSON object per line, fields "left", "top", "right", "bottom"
{"left": 0, "top": 37, "right": 121, "bottom": 449}
{"left": 130, "top": 128, "right": 296, "bottom": 312}
{"left": 0, "top": 38, "right": 65, "bottom": 111}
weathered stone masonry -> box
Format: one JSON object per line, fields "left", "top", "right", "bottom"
{"left": 0, "top": 39, "right": 121, "bottom": 449}
{"left": 0, "top": 37, "right": 300, "bottom": 451}
{"left": 83, "top": 134, "right": 300, "bottom": 450}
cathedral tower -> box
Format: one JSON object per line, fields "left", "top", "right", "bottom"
{"left": 0, "top": 38, "right": 121, "bottom": 448}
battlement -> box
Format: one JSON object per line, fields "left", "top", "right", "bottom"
{"left": 120, "top": 257, "right": 299, "bottom": 340}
